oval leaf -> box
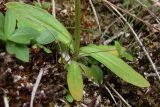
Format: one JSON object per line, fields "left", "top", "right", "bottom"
{"left": 91, "top": 65, "right": 103, "bottom": 84}
{"left": 80, "top": 45, "right": 150, "bottom": 87}
{"left": 6, "top": 2, "right": 72, "bottom": 46}
{"left": 67, "top": 61, "right": 83, "bottom": 101}
{"left": 9, "top": 27, "right": 40, "bottom": 44}
{"left": 4, "top": 9, "right": 16, "bottom": 37}
{"left": 6, "top": 42, "right": 29, "bottom": 62}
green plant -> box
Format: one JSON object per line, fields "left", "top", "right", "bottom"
{"left": 6, "top": 1, "right": 150, "bottom": 101}
{"left": 0, "top": 10, "right": 39, "bottom": 62}
{"left": 0, "top": 10, "right": 54, "bottom": 62}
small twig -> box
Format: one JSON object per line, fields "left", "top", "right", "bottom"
{"left": 3, "top": 96, "right": 9, "bottom": 107}
{"left": 30, "top": 69, "right": 43, "bottom": 107}
{"left": 103, "top": 0, "right": 160, "bottom": 81}
{"left": 89, "top": 0, "right": 101, "bottom": 33}
{"left": 103, "top": 32, "right": 124, "bottom": 45}
{"left": 144, "top": 72, "right": 160, "bottom": 78}
{"left": 106, "top": 83, "right": 132, "bottom": 107}
{"left": 51, "top": 0, "right": 56, "bottom": 17}
{"left": 104, "top": 85, "right": 118, "bottom": 105}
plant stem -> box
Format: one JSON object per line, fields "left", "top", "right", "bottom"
{"left": 74, "top": 0, "right": 81, "bottom": 57}
{"left": 37, "top": 0, "right": 42, "bottom": 7}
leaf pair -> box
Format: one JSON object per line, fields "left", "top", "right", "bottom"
{"left": 80, "top": 45, "right": 150, "bottom": 87}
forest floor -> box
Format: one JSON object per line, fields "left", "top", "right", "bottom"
{"left": 0, "top": 0, "right": 160, "bottom": 107}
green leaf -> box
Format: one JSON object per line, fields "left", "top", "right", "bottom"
{"left": 114, "top": 41, "right": 133, "bottom": 61}
{"left": 6, "top": 2, "right": 72, "bottom": 46}
{"left": 4, "top": 9, "right": 16, "bottom": 38}
{"left": 79, "top": 44, "right": 119, "bottom": 57}
{"left": 37, "top": 44, "right": 52, "bottom": 53}
{"left": 67, "top": 61, "right": 83, "bottom": 101}
{"left": 66, "top": 94, "right": 74, "bottom": 103}
{"left": 6, "top": 42, "right": 29, "bottom": 62}
{"left": 0, "top": 12, "right": 4, "bottom": 30}
{"left": 122, "top": 52, "right": 134, "bottom": 61}
{"left": 0, "top": 12, "right": 4, "bottom": 39}
{"left": 79, "top": 63, "right": 103, "bottom": 84}
{"left": 36, "top": 30, "right": 56, "bottom": 45}
{"left": 0, "top": 31, "right": 4, "bottom": 40}
{"left": 8, "top": 27, "right": 40, "bottom": 44}
{"left": 80, "top": 45, "right": 150, "bottom": 87}
{"left": 79, "top": 63, "right": 93, "bottom": 79}
{"left": 114, "top": 41, "right": 122, "bottom": 55}
{"left": 91, "top": 65, "right": 103, "bottom": 84}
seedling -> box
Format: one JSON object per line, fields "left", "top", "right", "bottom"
{"left": 6, "top": 1, "right": 150, "bottom": 101}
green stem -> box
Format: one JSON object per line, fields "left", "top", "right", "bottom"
{"left": 37, "top": 0, "right": 42, "bottom": 7}
{"left": 74, "top": 0, "right": 81, "bottom": 57}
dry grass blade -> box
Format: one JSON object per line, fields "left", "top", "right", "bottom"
{"left": 104, "top": 85, "right": 117, "bottom": 105}
{"left": 30, "top": 69, "right": 44, "bottom": 107}
{"left": 89, "top": 0, "right": 101, "bottom": 33}
{"left": 103, "top": 32, "right": 124, "bottom": 45}
{"left": 106, "top": 83, "right": 132, "bottom": 107}
{"left": 3, "top": 96, "right": 9, "bottom": 107}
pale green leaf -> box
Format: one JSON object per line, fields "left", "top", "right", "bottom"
{"left": 114, "top": 41, "right": 134, "bottom": 61}
{"left": 122, "top": 52, "right": 134, "bottom": 61}
{"left": 4, "top": 9, "right": 16, "bottom": 37}
{"left": 9, "top": 27, "right": 40, "bottom": 44}
{"left": 79, "top": 63, "right": 93, "bottom": 79}
{"left": 67, "top": 61, "right": 83, "bottom": 101}
{"left": 6, "top": 42, "right": 29, "bottom": 62}
{"left": 6, "top": 2, "right": 72, "bottom": 46}
{"left": 79, "top": 44, "right": 119, "bottom": 57}
{"left": 36, "top": 30, "right": 56, "bottom": 45}
{"left": 114, "top": 41, "right": 122, "bottom": 55}
{"left": 80, "top": 45, "right": 150, "bottom": 87}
